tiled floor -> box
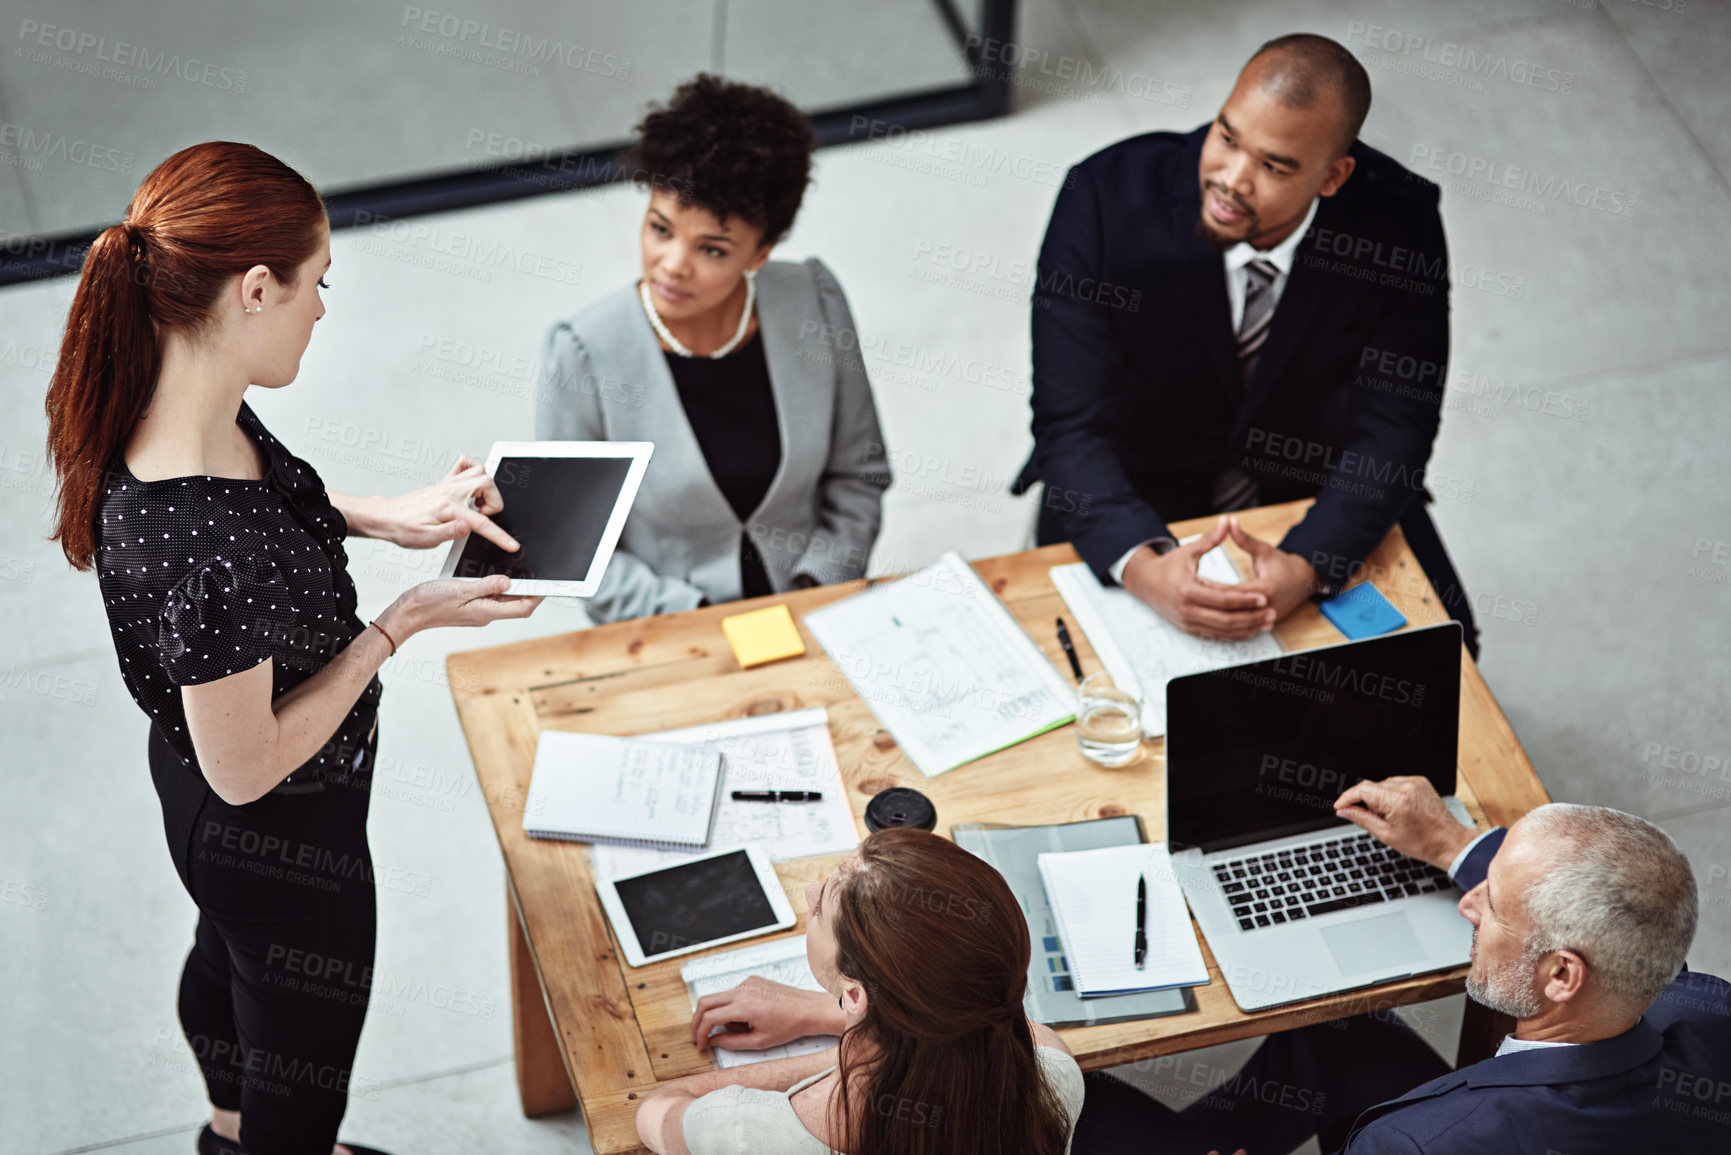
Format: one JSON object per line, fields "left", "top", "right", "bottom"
{"left": 3, "top": 1, "right": 1728, "bottom": 1152}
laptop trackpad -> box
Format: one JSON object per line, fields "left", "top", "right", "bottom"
{"left": 1321, "top": 912, "right": 1426, "bottom": 977}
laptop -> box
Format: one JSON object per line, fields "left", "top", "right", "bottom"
{"left": 1165, "top": 622, "right": 1475, "bottom": 1012}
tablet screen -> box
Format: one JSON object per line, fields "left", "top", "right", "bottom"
{"left": 612, "top": 850, "right": 780, "bottom": 959}
{"left": 451, "top": 455, "right": 634, "bottom": 582}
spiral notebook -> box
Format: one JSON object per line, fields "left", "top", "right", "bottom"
{"left": 522, "top": 731, "right": 724, "bottom": 850}
{"left": 1037, "top": 842, "right": 1209, "bottom": 997}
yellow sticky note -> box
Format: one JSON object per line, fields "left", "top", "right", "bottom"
{"left": 721, "top": 604, "right": 807, "bottom": 669}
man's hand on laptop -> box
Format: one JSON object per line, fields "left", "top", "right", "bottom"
{"left": 1333, "top": 776, "right": 1477, "bottom": 872}
{"left": 1121, "top": 518, "right": 1276, "bottom": 641}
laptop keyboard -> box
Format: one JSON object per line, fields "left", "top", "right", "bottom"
{"left": 1212, "top": 830, "right": 1451, "bottom": 932}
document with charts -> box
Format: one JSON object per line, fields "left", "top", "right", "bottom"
{"left": 802, "top": 551, "right": 1077, "bottom": 777}
{"left": 588, "top": 708, "right": 859, "bottom": 881}
{"left": 682, "top": 935, "right": 838, "bottom": 1068}
{"left": 1051, "top": 544, "right": 1283, "bottom": 737}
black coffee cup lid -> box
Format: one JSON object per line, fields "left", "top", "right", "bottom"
{"left": 863, "top": 787, "right": 937, "bottom": 833}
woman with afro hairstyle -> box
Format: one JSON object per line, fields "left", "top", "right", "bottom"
{"left": 537, "top": 74, "right": 890, "bottom": 622}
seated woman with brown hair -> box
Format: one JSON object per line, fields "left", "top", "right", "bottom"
{"left": 634, "top": 828, "right": 1084, "bottom": 1155}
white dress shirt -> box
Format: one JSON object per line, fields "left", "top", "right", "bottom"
{"left": 1494, "top": 1034, "right": 1577, "bottom": 1057}
{"left": 1222, "top": 196, "right": 1319, "bottom": 330}
{"left": 1107, "top": 198, "right": 1321, "bottom": 584}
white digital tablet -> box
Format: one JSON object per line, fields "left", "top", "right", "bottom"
{"left": 438, "top": 441, "right": 653, "bottom": 597}
{"left": 596, "top": 845, "right": 797, "bottom": 968}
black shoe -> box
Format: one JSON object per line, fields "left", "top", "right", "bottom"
{"left": 196, "top": 1125, "right": 241, "bottom": 1155}
{"left": 197, "top": 1124, "right": 394, "bottom": 1155}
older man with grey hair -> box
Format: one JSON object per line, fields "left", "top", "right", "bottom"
{"left": 1073, "top": 777, "right": 1731, "bottom": 1155}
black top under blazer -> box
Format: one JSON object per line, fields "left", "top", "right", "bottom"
{"left": 1016, "top": 123, "right": 1452, "bottom": 589}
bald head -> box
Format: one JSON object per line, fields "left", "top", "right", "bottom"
{"left": 1244, "top": 34, "right": 1371, "bottom": 157}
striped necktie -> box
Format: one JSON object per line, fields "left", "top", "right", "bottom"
{"left": 1211, "top": 258, "right": 1281, "bottom": 513}
{"left": 1236, "top": 258, "right": 1280, "bottom": 387}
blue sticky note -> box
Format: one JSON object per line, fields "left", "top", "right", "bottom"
{"left": 1320, "top": 583, "right": 1408, "bottom": 640}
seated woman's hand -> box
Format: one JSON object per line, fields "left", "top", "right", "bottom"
{"left": 690, "top": 976, "right": 842, "bottom": 1054}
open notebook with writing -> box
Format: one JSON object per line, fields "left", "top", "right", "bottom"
{"left": 1037, "top": 843, "right": 1209, "bottom": 997}
{"left": 523, "top": 731, "right": 724, "bottom": 850}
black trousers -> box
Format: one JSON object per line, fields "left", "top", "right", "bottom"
{"left": 1071, "top": 1013, "right": 1451, "bottom": 1155}
{"left": 148, "top": 721, "right": 380, "bottom": 1155}
{"left": 1035, "top": 496, "right": 1481, "bottom": 659}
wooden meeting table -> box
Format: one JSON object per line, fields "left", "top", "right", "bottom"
{"left": 445, "top": 499, "right": 1551, "bottom": 1154}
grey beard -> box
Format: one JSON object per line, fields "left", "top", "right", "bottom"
{"left": 1466, "top": 949, "right": 1546, "bottom": 1019}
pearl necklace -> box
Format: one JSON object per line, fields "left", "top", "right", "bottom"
{"left": 639, "top": 269, "right": 757, "bottom": 359}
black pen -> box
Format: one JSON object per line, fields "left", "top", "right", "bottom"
{"left": 1055, "top": 617, "right": 1084, "bottom": 682}
{"left": 1134, "top": 873, "right": 1148, "bottom": 970}
{"left": 731, "top": 790, "right": 823, "bottom": 802}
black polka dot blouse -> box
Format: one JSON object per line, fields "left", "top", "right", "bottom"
{"left": 96, "top": 401, "right": 384, "bottom": 790}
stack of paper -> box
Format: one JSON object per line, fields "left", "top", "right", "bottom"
{"left": 1051, "top": 543, "right": 1283, "bottom": 737}
{"left": 588, "top": 708, "right": 859, "bottom": 881}
{"left": 803, "top": 551, "right": 1076, "bottom": 776}
{"left": 1037, "top": 843, "right": 1209, "bottom": 997}
{"left": 522, "top": 732, "right": 723, "bottom": 850}
{"left": 681, "top": 936, "right": 839, "bottom": 1068}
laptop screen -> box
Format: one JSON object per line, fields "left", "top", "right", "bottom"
{"left": 1165, "top": 623, "right": 1461, "bottom": 853}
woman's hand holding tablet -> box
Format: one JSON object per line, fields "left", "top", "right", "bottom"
{"left": 438, "top": 441, "right": 654, "bottom": 597}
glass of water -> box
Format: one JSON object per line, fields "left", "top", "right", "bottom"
{"left": 1076, "top": 671, "right": 1144, "bottom": 766}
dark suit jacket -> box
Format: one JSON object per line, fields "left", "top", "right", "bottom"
{"left": 1019, "top": 124, "right": 1453, "bottom": 589}
{"left": 1340, "top": 828, "right": 1731, "bottom": 1154}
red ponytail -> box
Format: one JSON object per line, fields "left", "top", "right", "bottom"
{"left": 44, "top": 142, "right": 325, "bottom": 570}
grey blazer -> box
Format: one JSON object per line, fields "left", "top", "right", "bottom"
{"left": 537, "top": 258, "right": 891, "bottom": 623}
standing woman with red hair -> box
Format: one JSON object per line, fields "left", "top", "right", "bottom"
{"left": 44, "top": 142, "right": 542, "bottom": 1155}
